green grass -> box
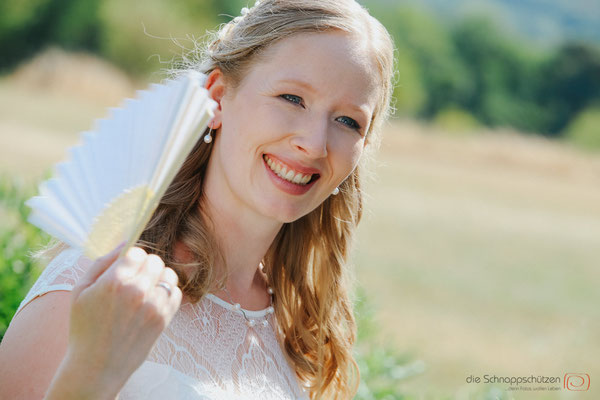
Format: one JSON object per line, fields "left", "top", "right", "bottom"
{"left": 0, "top": 175, "right": 47, "bottom": 337}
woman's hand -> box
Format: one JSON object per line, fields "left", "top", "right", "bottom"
{"left": 47, "top": 243, "right": 182, "bottom": 399}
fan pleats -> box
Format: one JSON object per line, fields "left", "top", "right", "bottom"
{"left": 26, "top": 71, "right": 217, "bottom": 259}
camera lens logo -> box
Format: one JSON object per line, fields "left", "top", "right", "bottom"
{"left": 564, "top": 373, "right": 590, "bottom": 391}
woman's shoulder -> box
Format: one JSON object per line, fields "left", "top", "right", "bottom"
{"left": 15, "top": 247, "right": 91, "bottom": 316}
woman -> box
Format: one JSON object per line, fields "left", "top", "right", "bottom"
{"left": 0, "top": 0, "right": 395, "bottom": 398}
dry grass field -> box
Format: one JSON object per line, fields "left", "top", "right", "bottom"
{"left": 1, "top": 53, "right": 598, "bottom": 399}
{"left": 354, "top": 124, "right": 600, "bottom": 398}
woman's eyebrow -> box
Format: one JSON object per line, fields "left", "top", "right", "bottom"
{"left": 276, "top": 78, "right": 317, "bottom": 94}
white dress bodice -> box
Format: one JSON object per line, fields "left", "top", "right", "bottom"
{"left": 16, "top": 248, "right": 309, "bottom": 399}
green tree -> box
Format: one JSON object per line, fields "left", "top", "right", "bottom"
{"left": 451, "top": 17, "right": 551, "bottom": 133}
{"left": 539, "top": 43, "right": 600, "bottom": 136}
{"left": 0, "top": 0, "right": 103, "bottom": 72}
{"left": 381, "top": 6, "right": 473, "bottom": 118}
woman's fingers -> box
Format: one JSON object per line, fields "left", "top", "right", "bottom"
{"left": 123, "top": 253, "right": 180, "bottom": 330}
{"left": 137, "top": 254, "right": 166, "bottom": 297}
{"left": 159, "top": 267, "right": 179, "bottom": 290}
{"left": 153, "top": 267, "right": 176, "bottom": 298}
{"left": 72, "top": 242, "right": 126, "bottom": 300}
{"left": 110, "top": 247, "right": 148, "bottom": 282}
{"left": 75, "top": 244, "right": 182, "bottom": 324}
{"left": 67, "top": 245, "right": 182, "bottom": 386}
{"left": 154, "top": 267, "right": 182, "bottom": 315}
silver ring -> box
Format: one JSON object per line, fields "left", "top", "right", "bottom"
{"left": 155, "top": 281, "right": 172, "bottom": 296}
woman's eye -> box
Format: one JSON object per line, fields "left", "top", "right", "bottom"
{"left": 336, "top": 116, "right": 361, "bottom": 131}
{"left": 280, "top": 94, "right": 303, "bottom": 106}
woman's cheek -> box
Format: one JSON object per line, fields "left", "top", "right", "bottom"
{"left": 352, "top": 139, "right": 365, "bottom": 166}
{"left": 335, "top": 132, "right": 364, "bottom": 172}
{"left": 271, "top": 108, "right": 300, "bottom": 131}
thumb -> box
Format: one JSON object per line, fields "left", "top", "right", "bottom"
{"left": 72, "top": 241, "right": 127, "bottom": 299}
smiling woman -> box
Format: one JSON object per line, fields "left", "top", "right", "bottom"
{"left": 203, "top": 30, "right": 379, "bottom": 222}
{"left": 0, "top": 1, "right": 396, "bottom": 399}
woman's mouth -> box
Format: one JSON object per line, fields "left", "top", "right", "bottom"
{"left": 263, "top": 155, "right": 319, "bottom": 186}
{"left": 262, "top": 154, "right": 320, "bottom": 195}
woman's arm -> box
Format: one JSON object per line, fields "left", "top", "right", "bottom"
{"left": 0, "top": 291, "right": 119, "bottom": 399}
{"left": 0, "top": 245, "right": 182, "bottom": 400}
{"left": 46, "top": 346, "right": 122, "bottom": 400}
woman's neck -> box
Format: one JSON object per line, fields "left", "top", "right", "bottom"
{"left": 198, "top": 190, "right": 282, "bottom": 308}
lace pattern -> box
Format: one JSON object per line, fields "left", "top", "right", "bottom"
{"left": 17, "top": 248, "right": 309, "bottom": 399}
{"left": 17, "top": 248, "right": 87, "bottom": 314}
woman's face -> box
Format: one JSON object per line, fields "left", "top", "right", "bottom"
{"left": 206, "top": 30, "right": 380, "bottom": 223}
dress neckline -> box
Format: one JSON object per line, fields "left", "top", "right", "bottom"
{"left": 204, "top": 293, "right": 270, "bottom": 318}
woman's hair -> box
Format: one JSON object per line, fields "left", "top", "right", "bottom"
{"left": 35, "top": 1, "right": 396, "bottom": 398}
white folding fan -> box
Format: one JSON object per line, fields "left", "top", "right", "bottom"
{"left": 26, "top": 71, "right": 218, "bottom": 260}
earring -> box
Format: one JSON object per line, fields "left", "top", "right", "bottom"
{"left": 332, "top": 187, "right": 340, "bottom": 195}
{"left": 203, "top": 127, "right": 213, "bottom": 143}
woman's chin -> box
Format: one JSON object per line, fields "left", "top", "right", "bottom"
{"left": 270, "top": 207, "right": 306, "bottom": 224}
{"left": 258, "top": 198, "right": 313, "bottom": 224}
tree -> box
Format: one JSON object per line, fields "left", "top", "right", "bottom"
{"left": 451, "top": 17, "right": 551, "bottom": 133}
{"left": 539, "top": 43, "right": 600, "bottom": 136}
{"left": 0, "top": 0, "right": 103, "bottom": 72}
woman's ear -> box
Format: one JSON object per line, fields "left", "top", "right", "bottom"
{"left": 204, "top": 68, "right": 226, "bottom": 129}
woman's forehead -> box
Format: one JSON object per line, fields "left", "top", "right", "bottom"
{"left": 258, "top": 31, "right": 377, "bottom": 78}
{"left": 249, "top": 31, "right": 380, "bottom": 107}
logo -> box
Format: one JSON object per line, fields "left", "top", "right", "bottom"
{"left": 564, "top": 373, "right": 590, "bottom": 391}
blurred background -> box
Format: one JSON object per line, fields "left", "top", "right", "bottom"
{"left": 0, "top": 0, "right": 599, "bottom": 398}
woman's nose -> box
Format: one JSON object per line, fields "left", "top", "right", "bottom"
{"left": 290, "top": 118, "right": 328, "bottom": 159}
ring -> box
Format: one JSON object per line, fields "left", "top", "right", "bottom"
{"left": 155, "top": 281, "right": 172, "bottom": 296}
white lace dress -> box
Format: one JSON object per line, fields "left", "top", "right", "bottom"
{"left": 16, "top": 248, "right": 310, "bottom": 399}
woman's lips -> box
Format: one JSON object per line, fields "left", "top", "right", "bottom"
{"left": 263, "top": 154, "right": 317, "bottom": 184}
{"left": 263, "top": 154, "right": 320, "bottom": 195}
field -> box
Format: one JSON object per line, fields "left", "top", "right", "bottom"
{"left": 1, "top": 60, "right": 599, "bottom": 398}
{"left": 354, "top": 124, "right": 600, "bottom": 398}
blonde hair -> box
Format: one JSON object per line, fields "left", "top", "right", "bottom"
{"left": 36, "top": 1, "right": 396, "bottom": 398}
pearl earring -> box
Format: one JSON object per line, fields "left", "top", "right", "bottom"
{"left": 203, "top": 127, "right": 213, "bottom": 143}
{"left": 332, "top": 187, "right": 340, "bottom": 195}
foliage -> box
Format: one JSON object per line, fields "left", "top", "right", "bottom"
{"left": 0, "top": 0, "right": 103, "bottom": 72}
{"left": 433, "top": 106, "right": 481, "bottom": 135}
{"left": 97, "top": 0, "right": 220, "bottom": 76}
{"left": 399, "top": 0, "right": 600, "bottom": 45}
{"left": 450, "top": 17, "right": 551, "bottom": 133}
{"left": 564, "top": 106, "right": 600, "bottom": 151}
{"left": 0, "top": 175, "right": 47, "bottom": 340}
{"left": 538, "top": 43, "right": 600, "bottom": 135}
{"left": 369, "top": 4, "right": 473, "bottom": 119}
{"left": 354, "top": 286, "right": 423, "bottom": 399}
{"left": 362, "top": 1, "right": 600, "bottom": 137}
{"left": 391, "top": 44, "right": 427, "bottom": 117}
{"left": 1, "top": 0, "right": 600, "bottom": 135}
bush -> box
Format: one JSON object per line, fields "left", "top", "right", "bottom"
{"left": 0, "top": 0, "right": 103, "bottom": 72}
{"left": 433, "top": 106, "right": 482, "bottom": 135}
{"left": 563, "top": 106, "right": 600, "bottom": 151}
{"left": 0, "top": 175, "right": 47, "bottom": 340}
{"left": 354, "top": 286, "right": 423, "bottom": 399}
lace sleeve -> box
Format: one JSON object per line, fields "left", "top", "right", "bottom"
{"left": 15, "top": 248, "right": 90, "bottom": 316}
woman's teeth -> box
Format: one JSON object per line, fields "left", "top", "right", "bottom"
{"left": 264, "top": 155, "right": 313, "bottom": 185}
